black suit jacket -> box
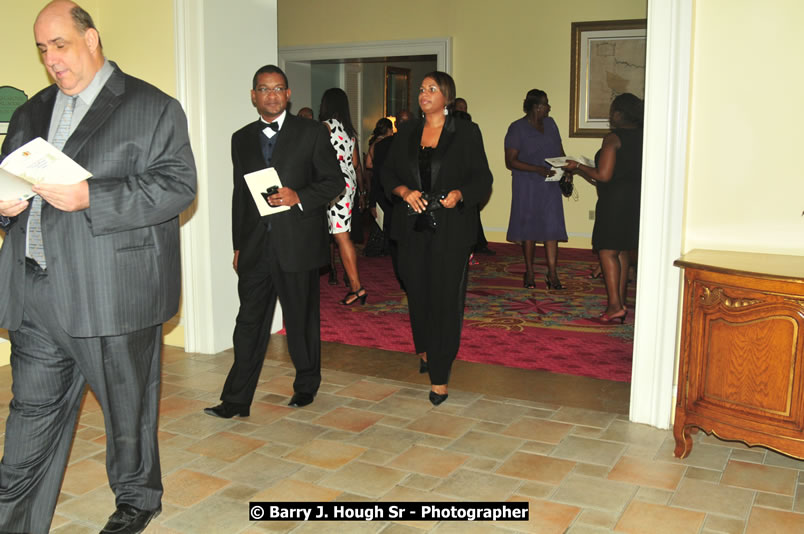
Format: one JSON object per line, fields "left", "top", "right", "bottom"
{"left": 231, "top": 114, "right": 344, "bottom": 273}
{"left": 381, "top": 116, "right": 493, "bottom": 249}
{"left": 0, "top": 63, "right": 197, "bottom": 337}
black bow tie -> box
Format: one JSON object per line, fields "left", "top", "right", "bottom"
{"left": 265, "top": 121, "right": 279, "bottom": 132}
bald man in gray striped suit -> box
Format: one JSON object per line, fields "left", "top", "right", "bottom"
{"left": 0, "top": 2, "right": 196, "bottom": 533}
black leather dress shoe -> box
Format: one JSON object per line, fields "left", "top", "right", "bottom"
{"left": 288, "top": 392, "right": 315, "bottom": 407}
{"left": 203, "top": 402, "right": 250, "bottom": 418}
{"left": 100, "top": 503, "right": 161, "bottom": 534}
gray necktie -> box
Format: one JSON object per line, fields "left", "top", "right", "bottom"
{"left": 28, "top": 96, "right": 77, "bottom": 268}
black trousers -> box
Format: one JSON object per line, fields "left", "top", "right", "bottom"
{"left": 475, "top": 207, "right": 488, "bottom": 250}
{"left": 399, "top": 232, "right": 471, "bottom": 385}
{"left": 378, "top": 195, "right": 403, "bottom": 287}
{"left": 223, "top": 236, "right": 321, "bottom": 405}
{"left": 0, "top": 263, "right": 162, "bottom": 534}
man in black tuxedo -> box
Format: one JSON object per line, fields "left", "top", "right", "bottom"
{"left": 205, "top": 65, "right": 343, "bottom": 417}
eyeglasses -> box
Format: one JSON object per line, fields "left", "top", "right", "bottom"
{"left": 255, "top": 86, "right": 287, "bottom": 94}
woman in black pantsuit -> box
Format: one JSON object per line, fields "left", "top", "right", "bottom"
{"left": 381, "top": 71, "right": 493, "bottom": 405}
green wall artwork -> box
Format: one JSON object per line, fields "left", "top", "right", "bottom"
{"left": 0, "top": 86, "right": 28, "bottom": 135}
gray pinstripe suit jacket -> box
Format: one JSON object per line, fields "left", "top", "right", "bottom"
{"left": 0, "top": 63, "right": 197, "bottom": 337}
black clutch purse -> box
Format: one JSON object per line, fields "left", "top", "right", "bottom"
{"left": 559, "top": 173, "right": 573, "bottom": 198}
{"left": 406, "top": 191, "right": 447, "bottom": 216}
{"left": 407, "top": 191, "right": 447, "bottom": 232}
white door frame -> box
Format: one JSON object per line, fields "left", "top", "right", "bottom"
{"left": 630, "top": 0, "right": 692, "bottom": 428}
{"left": 279, "top": 37, "right": 452, "bottom": 73}
{"left": 174, "top": 0, "right": 211, "bottom": 353}
{"left": 173, "top": 0, "right": 280, "bottom": 354}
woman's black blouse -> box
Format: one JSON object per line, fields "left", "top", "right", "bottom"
{"left": 418, "top": 146, "right": 434, "bottom": 192}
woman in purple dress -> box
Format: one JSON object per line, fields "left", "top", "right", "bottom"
{"left": 505, "top": 89, "right": 568, "bottom": 290}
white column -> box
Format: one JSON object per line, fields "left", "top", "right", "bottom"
{"left": 629, "top": 0, "right": 693, "bottom": 428}
{"left": 174, "top": 0, "right": 280, "bottom": 353}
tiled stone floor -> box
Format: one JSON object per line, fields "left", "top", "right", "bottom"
{"left": 3, "top": 338, "right": 804, "bottom": 533}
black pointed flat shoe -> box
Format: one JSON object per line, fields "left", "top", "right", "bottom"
{"left": 429, "top": 391, "right": 448, "bottom": 406}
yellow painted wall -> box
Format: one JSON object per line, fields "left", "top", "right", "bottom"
{"left": 2, "top": 1, "right": 53, "bottom": 103}
{"left": 277, "top": 0, "right": 648, "bottom": 248}
{"left": 1, "top": 0, "right": 175, "bottom": 104}
{"left": 1, "top": 0, "right": 176, "bottom": 170}
{"left": 1, "top": 1, "right": 63, "bottom": 366}
{"left": 1, "top": 0, "right": 176, "bottom": 142}
{"left": 684, "top": 0, "right": 804, "bottom": 255}
{"left": 0, "top": 1, "right": 179, "bottom": 365}
{"left": 93, "top": 0, "right": 177, "bottom": 97}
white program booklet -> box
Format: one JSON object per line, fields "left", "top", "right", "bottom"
{"left": 244, "top": 167, "right": 290, "bottom": 216}
{"left": 544, "top": 156, "right": 595, "bottom": 182}
{"left": 545, "top": 155, "right": 595, "bottom": 168}
{"left": 545, "top": 169, "right": 563, "bottom": 182}
{"left": 374, "top": 203, "right": 384, "bottom": 229}
{"left": 0, "top": 137, "right": 92, "bottom": 201}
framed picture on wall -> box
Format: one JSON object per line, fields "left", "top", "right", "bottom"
{"left": 569, "top": 19, "right": 647, "bottom": 137}
{"left": 384, "top": 66, "right": 410, "bottom": 118}
{"left": 0, "top": 86, "right": 29, "bottom": 135}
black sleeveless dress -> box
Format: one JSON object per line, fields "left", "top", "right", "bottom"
{"left": 592, "top": 128, "right": 643, "bottom": 251}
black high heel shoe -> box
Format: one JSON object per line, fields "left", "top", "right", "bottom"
{"left": 340, "top": 287, "right": 367, "bottom": 306}
{"left": 545, "top": 276, "right": 564, "bottom": 290}
{"left": 344, "top": 273, "right": 350, "bottom": 287}
{"left": 328, "top": 268, "right": 338, "bottom": 286}
{"left": 419, "top": 359, "right": 428, "bottom": 374}
{"left": 523, "top": 273, "right": 536, "bottom": 289}
{"left": 429, "top": 391, "right": 448, "bottom": 406}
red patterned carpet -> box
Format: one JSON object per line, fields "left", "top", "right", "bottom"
{"left": 317, "top": 243, "right": 634, "bottom": 382}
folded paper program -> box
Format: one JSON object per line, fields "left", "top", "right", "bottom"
{"left": 0, "top": 137, "right": 92, "bottom": 201}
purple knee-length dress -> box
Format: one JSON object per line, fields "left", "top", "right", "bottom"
{"left": 505, "top": 116, "right": 567, "bottom": 242}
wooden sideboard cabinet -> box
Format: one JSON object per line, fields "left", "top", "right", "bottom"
{"left": 673, "top": 249, "right": 804, "bottom": 460}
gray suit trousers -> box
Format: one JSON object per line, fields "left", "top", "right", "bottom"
{"left": 0, "top": 265, "right": 163, "bottom": 534}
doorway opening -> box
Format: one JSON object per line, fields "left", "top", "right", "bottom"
{"left": 280, "top": 37, "right": 448, "bottom": 153}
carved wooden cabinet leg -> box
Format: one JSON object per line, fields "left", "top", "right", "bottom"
{"left": 673, "top": 424, "right": 692, "bottom": 458}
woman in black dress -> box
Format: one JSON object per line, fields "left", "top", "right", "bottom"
{"left": 381, "top": 71, "right": 492, "bottom": 405}
{"left": 564, "top": 93, "right": 643, "bottom": 323}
